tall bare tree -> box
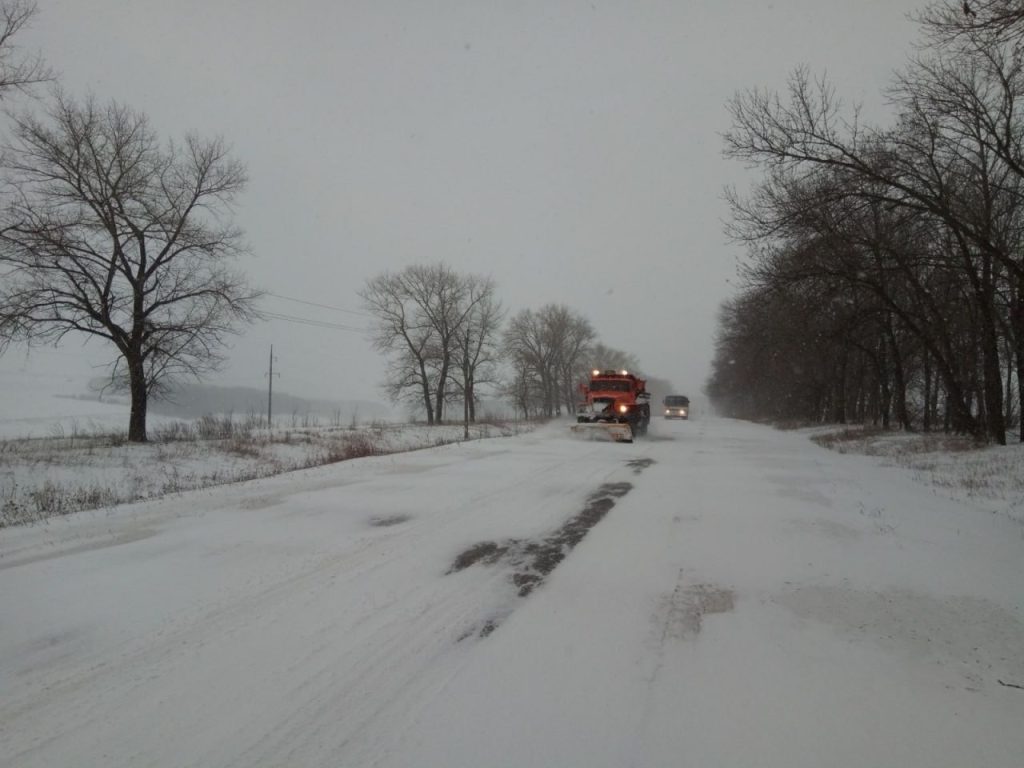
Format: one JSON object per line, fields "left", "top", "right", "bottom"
{"left": 503, "top": 308, "right": 555, "bottom": 418}
{"left": 0, "top": 1, "right": 51, "bottom": 97}
{"left": 450, "top": 275, "right": 502, "bottom": 436}
{"left": 503, "top": 304, "right": 595, "bottom": 418}
{"left": 545, "top": 305, "right": 596, "bottom": 414}
{"left": 361, "top": 264, "right": 498, "bottom": 425}
{"left": 0, "top": 94, "right": 261, "bottom": 441}
{"left": 361, "top": 268, "right": 438, "bottom": 422}
{"left": 401, "top": 264, "right": 470, "bottom": 423}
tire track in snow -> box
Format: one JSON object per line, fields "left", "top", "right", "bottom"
{"left": 448, "top": 458, "right": 657, "bottom": 637}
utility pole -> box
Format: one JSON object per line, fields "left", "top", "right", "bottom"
{"left": 266, "top": 345, "right": 280, "bottom": 428}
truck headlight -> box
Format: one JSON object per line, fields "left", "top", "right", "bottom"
{"left": 619, "top": 404, "right": 628, "bottom": 414}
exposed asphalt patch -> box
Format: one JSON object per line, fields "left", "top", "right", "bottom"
{"left": 368, "top": 514, "right": 413, "bottom": 527}
{"left": 660, "top": 583, "right": 736, "bottom": 639}
{"left": 627, "top": 457, "right": 656, "bottom": 474}
{"left": 508, "top": 481, "right": 632, "bottom": 598}
{"left": 448, "top": 540, "right": 508, "bottom": 571}
{"left": 478, "top": 619, "right": 499, "bottom": 638}
{"left": 447, "top": 481, "right": 631, "bottom": 585}
{"left": 449, "top": 460, "right": 654, "bottom": 639}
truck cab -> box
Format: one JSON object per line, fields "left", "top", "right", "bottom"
{"left": 575, "top": 369, "right": 651, "bottom": 439}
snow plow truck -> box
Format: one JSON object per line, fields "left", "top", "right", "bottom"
{"left": 570, "top": 369, "right": 651, "bottom": 442}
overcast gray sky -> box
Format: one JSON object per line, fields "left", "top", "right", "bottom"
{"left": 7, "top": 0, "right": 926, "bottom": 405}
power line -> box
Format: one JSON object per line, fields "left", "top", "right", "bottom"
{"left": 262, "top": 311, "right": 368, "bottom": 333}
{"left": 265, "top": 292, "right": 369, "bottom": 317}
{"left": 263, "top": 311, "right": 366, "bottom": 331}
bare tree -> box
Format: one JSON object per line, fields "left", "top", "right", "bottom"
{"left": 0, "top": 1, "right": 51, "bottom": 97}
{"left": 360, "top": 269, "right": 438, "bottom": 423}
{"left": 545, "top": 305, "right": 596, "bottom": 414}
{"left": 0, "top": 94, "right": 261, "bottom": 442}
{"left": 503, "top": 309, "right": 556, "bottom": 417}
{"left": 917, "top": 1, "right": 1024, "bottom": 46}
{"left": 361, "top": 264, "right": 497, "bottom": 425}
{"left": 401, "top": 264, "right": 470, "bottom": 423}
{"left": 584, "top": 342, "right": 641, "bottom": 378}
{"left": 503, "top": 304, "right": 595, "bottom": 418}
{"left": 502, "top": 364, "right": 546, "bottom": 420}
{"left": 450, "top": 275, "right": 503, "bottom": 437}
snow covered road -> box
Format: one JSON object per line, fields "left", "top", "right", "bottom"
{"left": 2, "top": 418, "right": 1022, "bottom": 767}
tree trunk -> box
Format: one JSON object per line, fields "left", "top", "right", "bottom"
{"left": 1005, "top": 335, "right": 1014, "bottom": 435}
{"left": 978, "top": 281, "right": 1006, "bottom": 444}
{"left": 923, "top": 352, "right": 932, "bottom": 432}
{"left": 1013, "top": 278, "right": 1024, "bottom": 443}
{"left": 1018, "top": 351, "right": 1024, "bottom": 443}
{"left": 854, "top": 361, "right": 867, "bottom": 423}
{"left": 419, "top": 359, "right": 434, "bottom": 425}
{"left": 833, "top": 352, "right": 848, "bottom": 424}
{"left": 878, "top": 337, "right": 892, "bottom": 430}
{"left": 884, "top": 317, "right": 911, "bottom": 430}
{"left": 434, "top": 356, "right": 449, "bottom": 424}
{"left": 541, "top": 370, "right": 555, "bottom": 418}
{"left": 938, "top": 359, "right": 979, "bottom": 436}
{"left": 979, "top": 323, "right": 1005, "bottom": 444}
{"left": 460, "top": 348, "right": 473, "bottom": 438}
{"left": 127, "top": 355, "right": 148, "bottom": 443}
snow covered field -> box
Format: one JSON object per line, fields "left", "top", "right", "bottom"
{"left": 1, "top": 416, "right": 1021, "bottom": 767}
{"left": 0, "top": 351, "right": 527, "bottom": 526}
{"left": 0, "top": 357, "right": 164, "bottom": 440}
{"left": 0, "top": 418, "right": 524, "bottom": 527}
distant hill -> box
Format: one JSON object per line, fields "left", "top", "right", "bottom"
{"left": 85, "top": 379, "right": 393, "bottom": 425}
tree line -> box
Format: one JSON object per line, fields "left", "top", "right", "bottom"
{"left": 707, "top": 0, "right": 1024, "bottom": 445}
{"left": 359, "top": 263, "right": 662, "bottom": 430}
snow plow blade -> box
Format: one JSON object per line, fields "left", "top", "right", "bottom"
{"left": 570, "top": 422, "right": 634, "bottom": 443}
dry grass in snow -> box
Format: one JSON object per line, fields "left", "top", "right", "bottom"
{"left": 810, "top": 427, "right": 1024, "bottom": 523}
{"left": 0, "top": 417, "right": 531, "bottom": 527}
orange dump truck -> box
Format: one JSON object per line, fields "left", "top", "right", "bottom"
{"left": 570, "top": 369, "right": 651, "bottom": 443}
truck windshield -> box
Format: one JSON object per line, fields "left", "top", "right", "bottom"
{"left": 590, "top": 380, "right": 631, "bottom": 392}
{"left": 665, "top": 396, "right": 689, "bottom": 406}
